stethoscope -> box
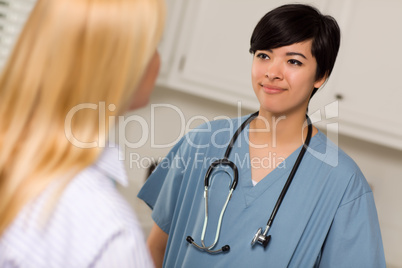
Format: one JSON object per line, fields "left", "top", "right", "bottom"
{"left": 186, "top": 111, "right": 313, "bottom": 254}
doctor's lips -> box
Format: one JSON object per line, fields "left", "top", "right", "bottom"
{"left": 259, "top": 83, "right": 286, "bottom": 94}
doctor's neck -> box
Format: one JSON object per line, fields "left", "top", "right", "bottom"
{"left": 250, "top": 108, "right": 317, "bottom": 148}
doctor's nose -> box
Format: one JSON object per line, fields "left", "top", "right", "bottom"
{"left": 265, "top": 63, "right": 283, "bottom": 81}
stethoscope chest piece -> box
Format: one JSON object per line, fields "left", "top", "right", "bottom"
{"left": 251, "top": 227, "right": 271, "bottom": 248}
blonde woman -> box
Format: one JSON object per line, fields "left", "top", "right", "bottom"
{"left": 0, "top": 0, "right": 164, "bottom": 267}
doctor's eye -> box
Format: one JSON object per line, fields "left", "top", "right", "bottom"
{"left": 256, "top": 53, "right": 270, "bottom": 60}
{"left": 288, "top": 59, "right": 303, "bottom": 66}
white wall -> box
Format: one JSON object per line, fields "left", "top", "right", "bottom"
{"left": 118, "top": 85, "right": 402, "bottom": 267}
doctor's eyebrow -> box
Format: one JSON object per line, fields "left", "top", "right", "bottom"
{"left": 286, "top": 52, "right": 307, "bottom": 59}
{"left": 265, "top": 49, "right": 308, "bottom": 60}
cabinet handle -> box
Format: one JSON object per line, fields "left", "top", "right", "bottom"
{"left": 179, "top": 56, "right": 186, "bottom": 72}
{"left": 335, "top": 94, "right": 344, "bottom": 101}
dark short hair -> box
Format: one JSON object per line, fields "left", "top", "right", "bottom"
{"left": 249, "top": 4, "right": 341, "bottom": 94}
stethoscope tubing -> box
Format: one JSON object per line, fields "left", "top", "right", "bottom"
{"left": 201, "top": 188, "right": 234, "bottom": 250}
{"left": 187, "top": 113, "right": 259, "bottom": 254}
{"left": 223, "top": 111, "right": 259, "bottom": 159}
{"left": 187, "top": 111, "right": 313, "bottom": 253}
{"left": 265, "top": 115, "right": 312, "bottom": 228}
{"left": 251, "top": 114, "right": 313, "bottom": 247}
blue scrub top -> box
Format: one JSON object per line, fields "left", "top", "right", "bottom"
{"left": 138, "top": 115, "right": 386, "bottom": 268}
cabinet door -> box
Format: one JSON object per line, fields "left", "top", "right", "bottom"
{"left": 309, "top": 0, "right": 402, "bottom": 149}
{"left": 166, "top": 0, "right": 327, "bottom": 109}
{"left": 157, "top": 0, "right": 187, "bottom": 82}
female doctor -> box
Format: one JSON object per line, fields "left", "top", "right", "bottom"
{"left": 139, "top": 4, "right": 386, "bottom": 267}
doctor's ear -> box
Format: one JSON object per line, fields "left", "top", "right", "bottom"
{"left": 313, "top": 72, "right": 328, "bottom": 89}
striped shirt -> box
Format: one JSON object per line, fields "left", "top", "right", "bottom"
{"left": 0, "top": 146, "right": 154, "bottom": 268}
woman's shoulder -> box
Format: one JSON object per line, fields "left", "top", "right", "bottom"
{"left": 48, "top": 166, "right": 142, "bottom": 264}
{"left": 310, "top": 131, "right": 372, "bottom": 202}
{"left": 64, "top": 166, "right": 136, "bottom": 224}
{"left": 64, "top": 151, "right": 144, "bottom": 234}
{"left": 1, "top": 155, "right": 142, "bottom": 267}
{"left": 310, "top": 130, "right": 361, "bottom": 173}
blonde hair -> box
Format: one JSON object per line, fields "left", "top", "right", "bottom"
{"left": 0, "top": 0, "right": 164, "bottom": 234}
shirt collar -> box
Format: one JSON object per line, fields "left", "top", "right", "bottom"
{"left": 93, "top": 145, "right": 128, "bottom": 187}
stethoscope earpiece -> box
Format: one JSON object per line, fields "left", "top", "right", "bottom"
{"left": 186, "top": 235, "right": 230, "bottom": 253}
{"left": 221, "top": 245, "right": 230, "bottom": 252}
{"left": 186, "top": 236, "right": 194, "bottom": 244}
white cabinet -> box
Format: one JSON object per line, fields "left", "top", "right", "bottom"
{"left": 157, "top": 0, "right": 187, "bottom": 81}
{"left": 160, "top": 0, "right": 327, "bottom": 108}
{"left": 158, "top": 0, "right": 402, "bottom": 150}
{"left": 309, "top": 0, "right": 402, "bottom": 149}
